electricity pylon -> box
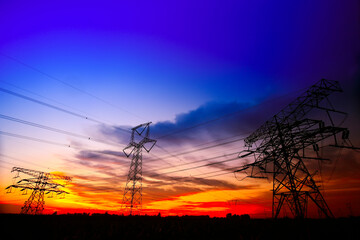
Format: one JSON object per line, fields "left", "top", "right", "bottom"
{"left": 122, "top": 122, "right": 156, "bottom": 215}
{"left": 235, "top": 79, "right": 359, "bottom": 218}
{"left": 6, "top": 167, "right": 72, "bottom": 214}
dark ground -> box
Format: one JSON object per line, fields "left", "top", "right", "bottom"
{"left": 1, "top": 214, "right": 359, "bottom": 240}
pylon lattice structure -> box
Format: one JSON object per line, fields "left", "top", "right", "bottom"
{"left": 122, "top": 122, "right": 156, "bottom": 215}
{"left": 5, "top": 167, "right": 72, "bottom": 214}
{"left": 235, "top": 79, "right": 358, "bottom": 218}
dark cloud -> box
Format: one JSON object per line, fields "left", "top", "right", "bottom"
{"left": 151, "top": 101, "right": 271, "bottom": 146}
{"left": 97, "top": 97, "right": 297, "bottom": 149}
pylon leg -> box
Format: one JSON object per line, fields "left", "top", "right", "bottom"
{"left": 122, "top": 147, "right": 142, "bottom": 215}
{"left": 21, "top": 190, "right": 45, "bottom": 215}
{"left": 272, "top": 156, "right": 333, "bottom": 218}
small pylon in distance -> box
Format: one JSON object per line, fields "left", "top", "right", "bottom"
{"left": 6, "top": 167, "right": 72, "bottom": 214}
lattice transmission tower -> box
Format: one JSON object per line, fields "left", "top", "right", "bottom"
{"left": 235, "top": 79, "right": 359, "bottom": 218}
{"left": 6, "top": 167, "right": 72, "bottom": 214}
{"left": 122, "top": 122, "right": 156, "bottom": 215}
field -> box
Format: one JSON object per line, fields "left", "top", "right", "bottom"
{"left": 1, "top": 214, "right": 359, "bottom": 240}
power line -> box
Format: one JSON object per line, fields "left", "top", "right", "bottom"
{"left": 1, "top": 80, "right": 120, "bottom": 127}
{"left": 0, "top": 133, "right": 124, "bottom": 174}
{"left": 0, "top": 87, "right": 130, "bottom": 133}
{"left": 148, "top": 133, "right": 246, "bottom": 168}
{"left": 1, "top": 153, "right": 130, "bottom": 188}
{"left": 0, "top": 52, "right": 146, "bottom": 121}
{"left": 153, "top": 136, "right": 245, "bottom": 160}
{"left": 142, "top": 134, "right": 247, "bottom": 174}
{"left": 148, "top": 157, "right": 240, "bottom": 177}
{"left": 146, "top": 147, "right": 241, "bottom": 200}
{"left": 172, "top": 133, "right": 249, "bottom": 153}
{"left": 132, "top": 135, "right": 244, "bottom": 167}
{"left": 0, "top": 154, "right": 56, "bottom": 171}
{"left": 0, "top": 130, "right": 71, "bottom": 148}
{"left": 146, "top": 151, "right": 239, "bottom": 173}
{"left": 0, "top": 113, "right": 121, "bottom": 147}
{"left": 193, "top": 166, "right": 241, "bottom": 178}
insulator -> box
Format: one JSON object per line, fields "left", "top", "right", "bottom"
{"left": 313, "top": 144, "right": 319, "bottom": 152}
{"left": 342, "top": 130, "right": 349, "bottom": 139}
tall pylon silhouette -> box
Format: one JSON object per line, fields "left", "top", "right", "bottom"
{"left": 235, "top": 79, "right": 359, "bottom": 218}
{"left": 121, "top": 122, "right": 156, "bottom": 215}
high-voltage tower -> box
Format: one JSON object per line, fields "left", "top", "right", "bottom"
{"left": 235, "top": 79, "right": 358, "bottom": 218}
{"left": 122, "top": 122, "right": 156, "bottom": 215}
{"left": 6, "top": 167, "right": 72, "bottom": 214}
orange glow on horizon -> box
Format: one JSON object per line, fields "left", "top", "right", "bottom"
{"left": 2, "top": 165, "right": 360, "bottom": 218}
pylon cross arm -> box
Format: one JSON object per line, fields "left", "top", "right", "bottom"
{"left": 123, "top": 144, "right": 136, "bottom": 157}
{"left": 142, "top": 138, "right": 157, "bottom": 153}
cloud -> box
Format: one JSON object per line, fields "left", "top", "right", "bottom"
{"left": 143, "top": 172, "right": 258, "bottom": 197}
{"left": 151, "top": 101, "right": 262, "bottom": 145}
{"left": 61, "top": 150, "right": 131, "bottom": 184}
{"left": 143, "top": 186, "right": 204, "bottom": 201}
{"left": 75, "top": 150, "right": 128, "bottom": 165}
{"left": 97, "top": 97, "right": 296, "bottom": 150}
{"left": 69, "top": 181, "right": 121, "bottom": 194}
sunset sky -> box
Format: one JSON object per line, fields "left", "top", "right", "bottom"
{"left": 0, "top": 0, "right": 360, "bottom": 217}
